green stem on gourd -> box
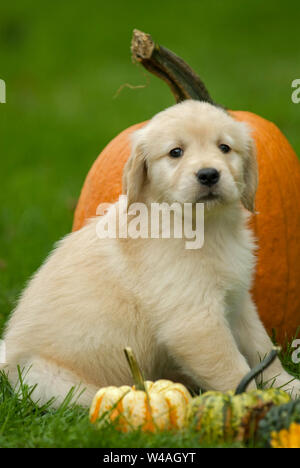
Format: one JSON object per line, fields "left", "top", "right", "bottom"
{"left": 235, "top": 347, "right": 281, "bottom": 395}
{"left": 131, "top": 29, "right": 215, "bottom": 105}
{"left": 124, "top": 347, "right": 146, "bottom": 392}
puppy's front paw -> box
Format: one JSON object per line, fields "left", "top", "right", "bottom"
{"left": 271, "top": 374, "right": 300, "bottom": 399}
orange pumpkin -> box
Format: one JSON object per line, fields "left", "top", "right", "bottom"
{"left": 72, "top": 30, "right": 300, "bottom": 343}
{"left": 72, "top": 111, "right": 300, "bottom": 344}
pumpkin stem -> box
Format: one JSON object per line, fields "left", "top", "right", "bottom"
{"left": 235, "top": 347, "right": 281, "bottom": 395}
{"left": 131, "top": 29, "right": 215, "bottom": 105}
{"left": 124, "top": 347, "right": 146, "bottom": 392}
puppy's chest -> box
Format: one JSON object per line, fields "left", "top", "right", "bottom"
{"left": 139, "top": 237, "right": 253, "bottom": 303}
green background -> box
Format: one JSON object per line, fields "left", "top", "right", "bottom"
{"left": 0, "top": 0, "right": 299, "bottom": 333}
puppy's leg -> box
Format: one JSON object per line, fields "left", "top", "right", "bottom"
{"left": 7, "top": 357, "right": 98, "bottom": 408}
{"left": 231, "top": 293, "right": 300, "bottom": 397}
{"left": 155, "top": 301, "right": 253, "bottom": 392}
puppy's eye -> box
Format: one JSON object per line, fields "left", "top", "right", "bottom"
{"left": 169, "top": 147, "right": 183, "bottom": 158}
{"left": 219, "top": 144, "right": 231, "bottom": 154}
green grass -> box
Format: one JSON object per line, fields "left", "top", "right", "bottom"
{"left": 0, "top": 0, "right": 299, "bottom": 448}
{"left": 0, "top": 370, "right": 242, "bottom": 448}
{"left": 0, "top": 345, "right": 299, "bottom": 448}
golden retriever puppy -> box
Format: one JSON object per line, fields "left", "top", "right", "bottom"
{"left": 3, "top": 100, "right": 300, "bottom": 407}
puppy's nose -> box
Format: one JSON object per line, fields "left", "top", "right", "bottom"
{"left": 196, "top": 168, "right": 220, "bottom": 187}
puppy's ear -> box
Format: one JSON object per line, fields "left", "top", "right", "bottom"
{"left": 241, "top": 131, "right": 258, "bottom": 213}
{"left": 122, "top": 130, "right": 147, "bottom": 207}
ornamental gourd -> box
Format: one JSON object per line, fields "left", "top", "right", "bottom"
{"left": 89, "top": 348, "right": 192, "bottom": 432}
{"left": 258, "top": 399, "right": 300, "bottom": 447}
{"left": 270, "top": 423, "right": 300, "bottom": 449}
{"left": 191, "top": 348, "right": 290, "bottom": 443}
{"left": 73, "top": 30, "right": 300, "bottom": 344}
{"left": 90, "top": 347, "right": 290, "bottom": 439}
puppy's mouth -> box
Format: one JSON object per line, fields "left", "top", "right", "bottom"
{"left": 196, "top": 192, "right": 221, "bottom": 203}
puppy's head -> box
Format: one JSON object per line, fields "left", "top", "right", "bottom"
{"left": 123, "top": 100, "right": 258, "bottom": 213}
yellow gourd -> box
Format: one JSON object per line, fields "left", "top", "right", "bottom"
{"left": 89, "top": 348, "right": 192, "bottom": 432}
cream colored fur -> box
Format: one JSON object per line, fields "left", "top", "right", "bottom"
{"left": 3, "top": 101, "right": 300, "bottom": 407}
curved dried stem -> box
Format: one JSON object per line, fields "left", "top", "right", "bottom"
{"left": 131, "top": 29, "right": 215, "bottom": 105}
{"left": 235, "top": 347, "right": 281, "bottom": 395}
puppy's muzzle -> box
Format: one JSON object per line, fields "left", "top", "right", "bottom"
{"left": 196, "top": 168, "right": 220, "bottom": 187}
